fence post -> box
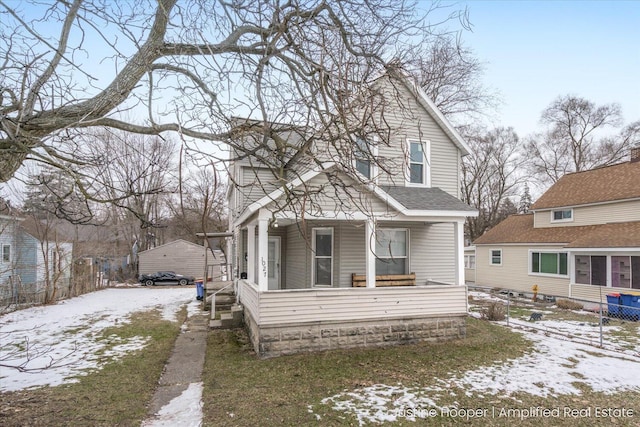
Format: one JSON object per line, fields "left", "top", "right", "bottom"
{"left": 599, "top": 300, "right": 603, "bottom": 348}
{"left": 506, "top": 292, "right": 510, "bottom": 326}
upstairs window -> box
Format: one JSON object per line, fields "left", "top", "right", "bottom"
{"left": 407, "top": 140, "right": 430, "bottom": 186}
{"left": 551, "top": 209, "right": 573, "bottom": 222}
{"left": 2, "top": 244, "right": 10, "bottom": 263}
{"left": 354, "top": 137, "right": 377, "bottom": 180}
{"left": 354, "top": 138, "right": 371, "bottom": 178}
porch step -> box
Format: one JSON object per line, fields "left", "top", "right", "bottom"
{"left": 210, "top": 304, "right": 243, "bottom": 329}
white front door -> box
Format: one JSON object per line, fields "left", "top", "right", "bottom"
{"left": 268, "top": 237, "right": 281, "bottom": 290}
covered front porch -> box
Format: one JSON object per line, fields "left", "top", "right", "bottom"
{"left": 237, "top": 209, "right": 467, "bottom": 291}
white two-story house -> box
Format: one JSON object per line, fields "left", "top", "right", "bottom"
{"left": 227, "top": 71, "right": 478, "bottom": 357}
{"left": 474, "top": 150, "right": 640, "bottom": 303}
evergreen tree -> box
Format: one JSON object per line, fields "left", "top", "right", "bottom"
{"left": 518, "top": 183, "right": 533, "bottom": 214}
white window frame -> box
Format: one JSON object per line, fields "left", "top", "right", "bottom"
{"left": 406, "top": 139, "right": 431, "bottom": 187}
{"left": 490, "top": 249, "right": 502, "bottom": 266}
{"left": 2, "top": 244, "right": 10, "bottom": 263}
{"left": 353, "top": 136, "right": 378, "bottom": 182}
{"left": 551, "top": 209, "right": 573, "bottom": 223}
{"left": 529, "top": 250, "right": 569, "bottom": 278}
{"left": 375, "top": 228, "right": 410, "bottom": 275}
{"left": 311, "top": 227, "right": 334, "bottom": 287}
{"left": 465, "top": 254, "right": 476, "bottom": 269}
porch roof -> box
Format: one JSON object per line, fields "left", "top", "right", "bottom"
{"left": 379, "top": 186, "right": 476, "bottom": 212}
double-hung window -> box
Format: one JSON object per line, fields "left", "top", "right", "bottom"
{"left": 2, "top": 244, "right": 10, "bottom": 263}
{"left": 375, "top": 228, "right": 408, "bottom": 275}
{"left": 490, "top": 249, "right": 502, "bottom": 266}
{"left": 312, "top": 228, "right": 333, "bottom": 286}
{"left": 465, "top": 255, "right": 476, "bottom": 269}
{"left": 354, "top": 137, "right": 376, "bottom": 180}
{"left": 407, "top": 140, "right": 430, "bottom": 186}
{"left": 530, "top": 251, "right": 568, "bottom": 276}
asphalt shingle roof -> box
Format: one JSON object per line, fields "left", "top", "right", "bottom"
{"left": 532, "top": 160, "right": 640, "bottom": 210}
{"left": 474, "top": 214, "right": 640, "bottom": 248}
{"left": 380, "top": 186, "right": 476, "bottom": 212}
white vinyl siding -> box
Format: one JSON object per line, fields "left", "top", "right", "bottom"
{"left": 534, "top": 199, "right": 640, "bottom": 228}
{"left": 371, "top": 78, "right": 460, "bottom": 196}
{"left": 238, "top": 281, "right": 467, "bottom": 326}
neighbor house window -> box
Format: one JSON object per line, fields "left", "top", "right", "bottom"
{"left": 375, "top": 228, "right": 408, "bottom": 275}
{"left": 575, "top": 255, "right": 607, "bottom": 286}
{"left": 464, "top": 255, "right": 476, "bottom": 269}
{"left": 490, "top": 249, "right": 502, "bottom": 266}
{"left": 2, "top": 245, "right": 10, "bottom": 263}
{"left": 312, "top": 228, "right": 333, "bottom": 286}
{"left": 531, "top": 251, "right": 568, "bottom": 276}
{"left": 407, "top": 140, "right": 430, "bottom": 186}
{"left": 551, "top": 209, "right": 573, "bottom": 222}
{"left": 611, "top": 256, "right": 640, "bottom": 289}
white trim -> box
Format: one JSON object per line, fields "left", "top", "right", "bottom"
{"left": 528, "top": 249, "right": 569, "bottom": 278}
{"left": 233, "top": 162, "right": 335, "bottom": 227}
{"left": 375, "top": 227, "right": 410, "bottom": 275}
{"left": 405, "top": 139, "right": 431, "bottom": 187}
{"left": 550, "top": 208, "right": 573, "bottom": 223}
{"left": 311, "top": 227, "right": 334, "bottom": 287}
{"left": 489, "top": 248, "right": 502, "bottom": 266}
{"left": 394, "top": 72, "right": 472, "bottom": 156}
{"left": 532, "top": 196, "right": 640, "bottom": 212}
{"left": 568, "top": 247, "right": 640, "bottom": 252}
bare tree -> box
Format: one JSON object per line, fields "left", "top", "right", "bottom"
{"left": 526, "top": 95, "right": 640, "bottom": 183}
{"left": 406, "top": 35, "right": 498, "bottom": 125}
{"left": 461, "top": 127, "right": 527, "bottom": 241}
{"left": 167, "top": 161, "right": 227, "bottom": 242}
{"left": 0, "top": 0, "right": 468, "bottom": 192}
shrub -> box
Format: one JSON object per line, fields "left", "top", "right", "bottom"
{"left": 556, "top": 299, "right": 583, "bottom": 310}
{"left": 481, "top": 302, "right": 506, "bottom": 321}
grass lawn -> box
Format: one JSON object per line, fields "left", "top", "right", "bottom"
{"left": 0, "top": 308, "right": 186, "bottom": 427}
{"left": 201, "top": 318, "right": 639, "bottom": 426}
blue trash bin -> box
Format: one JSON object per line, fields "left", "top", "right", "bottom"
{"left": 196, "top": 280, "right": 204, "bottom": 301}
{"left": 619, "top": 293, "right": 640, "bottom": 321}
{"left": 606, "top": 293, "right": 621, "bottom": 317}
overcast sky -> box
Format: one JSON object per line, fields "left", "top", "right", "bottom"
{"left": 456, "top": 0, "right": 639, "bottom": 137}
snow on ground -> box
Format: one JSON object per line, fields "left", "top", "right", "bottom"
{"left": 0, "top": 287, "right": 195, "bottom": 392}
{"left": 316, "top": 292, "right": 640, "bottom": 425}
{"left": 142, "top": 382, "right": 204, "bottom": 427}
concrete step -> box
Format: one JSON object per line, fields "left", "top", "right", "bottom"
{"left": 210, "top": 304, "right": 243, "bottom": 329}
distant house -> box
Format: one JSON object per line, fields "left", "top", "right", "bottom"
{"left": 1, "top": 214, "right": 73, "bottom": 304}
{"left": 228, "top": 71, "right": 478, "bottom": 357}
{"left": 474, "top": 149, "right": 640, "bottom": 302}
{"left": 138, "top": 239, "right": 224, "bottom": 280}
{"left": 464, "top": 246, "right": 476, "bottom": 283}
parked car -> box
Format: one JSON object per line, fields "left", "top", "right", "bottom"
{"left": 139, "top": 271, "right": 195, "bottom": 286}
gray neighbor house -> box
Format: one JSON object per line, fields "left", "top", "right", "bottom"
{"left": 227, "top": 71, "right": 478, "bottom": 357}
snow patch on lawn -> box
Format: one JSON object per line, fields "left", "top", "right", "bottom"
{"left": 0, "top": 288, "right": 195, "bottom": 392}
{"left": 315, "top": 320, "right": 640, "bottom": 425}
{"left": 142, "top": 382, "right": 204, "bottom": 427}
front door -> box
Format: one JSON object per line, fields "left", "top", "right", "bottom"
{"left": 268, "top": 237, "right": 281, "bottom": 290}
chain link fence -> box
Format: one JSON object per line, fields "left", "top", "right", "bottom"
{"left": 467, "top": 285, "right": 640, "bottom": 355}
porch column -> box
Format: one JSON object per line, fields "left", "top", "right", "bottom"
{"left": 454, "top": 220, "right": 465, "bottom": 286}
{"left": 246, "top": 224, "right": 256, "bottom": 284}
{"left": 365, "top": 219, "right": 376, "bottom": 288}
{"left": 257, "top": 218, "right": 269, "bottom": 292}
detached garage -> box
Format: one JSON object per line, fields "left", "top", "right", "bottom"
{"left": 138, "top": 239, "right": 223, "bottom": 279}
